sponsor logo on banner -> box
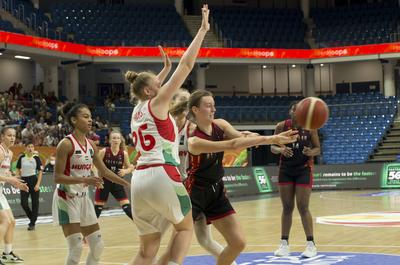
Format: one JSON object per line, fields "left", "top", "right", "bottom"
{"left": 32, "top": 39, "right": 59, "bottom": 50}
{"left": 253, "top": 167, "right": 272, "bottom": 193}
{"left": 381, "top": 163, "right": 400, "bottom": 188}
{"left": 317, "top": 212, "right": 400, "bottom": 227}
{"left": 184, "top": 252, "right": 400, "bottom": 265}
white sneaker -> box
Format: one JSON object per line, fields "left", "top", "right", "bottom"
{"left": 274, "top": 240, "right": 290, "bottom": 257}
{"left": 301, "top": 241, "right": 317, "bottom": 258}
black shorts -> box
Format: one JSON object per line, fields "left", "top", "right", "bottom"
{"left": 278, "top": 165, "right": 313, "bottom": 187}
{"left": 95, "top": 178, "right": 128, "bottom": 203}
{"left": 185, "top": 179, "right": 235, "bottom": 223}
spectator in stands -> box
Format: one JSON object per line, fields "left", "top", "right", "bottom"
{"left": 43, "top": 154, "right": 55, "bottom": 172}
{"left": 43, "top": 130, "right": 57, "bottom": 147}
{"left": 16, "top": 83, "right": 23, "bottom": 98}
{"left": 21, "top": 123, "right": 34, "bottom": 143}
{"left": 0, "top": 93, "right": 7, "bottom": 112}
{"left": 0, "top": 111, "right": 6, "bottom": 127}
{"left": 8, "top": 83, "right": 17, "bottom": 98}
{"left": 8, "top": 105, "right": 21, "bottom": 122}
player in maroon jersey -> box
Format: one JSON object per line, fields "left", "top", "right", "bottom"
{"left": 185, "top": 90, "right": 298, "bottom": 265}
{"left": 94, "top": 131, "right": 134, "bottom": 220}
{"left": 271, "top": 102, "right": 321, "bottom": 258}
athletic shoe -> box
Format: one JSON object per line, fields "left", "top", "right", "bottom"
{"left": 274, "top": 240, "right": 290, "bottom": 257}
{"left": 1, "top": 251, "right": 23, "bottom": 263}
{"left": 301, "top": 241, "right": 317, "bottom": 258}
{"left": 27, "top": 224, "right": 35, "bottom": 231}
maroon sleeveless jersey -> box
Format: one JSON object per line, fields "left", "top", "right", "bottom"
{"left": 280, "top": 119, "right": 312, "bottom": 168}
{"left": 103, "top": 147, "right": 124, "bottom": 175}
{"left": 188, "top": 123, "right": 225, "bottom": 185}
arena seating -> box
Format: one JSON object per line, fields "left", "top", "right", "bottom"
{"left": 211, "top": 6, "right": 308, "bottom": 49}
{"left": 1, "top": 0, "right": 67, "bottom": 40}
{"left": 93, "top": 92, "right": 397, "bottom": 165}
{"left": 312, "top": 0, "right": 400, "bottom": 47}
{"left": 50, "top": 3, "right": 192, "bottom": 46}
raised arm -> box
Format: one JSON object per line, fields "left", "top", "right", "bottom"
{"left": 188, "top": 130, "right": 298, "bottom": 155}
{"left": 156, "top": 46, "right": 172, "bottom": 85}
{"left": 151, "top": 5, "right": 210, "bottom": 119}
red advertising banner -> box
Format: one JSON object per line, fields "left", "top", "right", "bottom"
{"left": 2, "top": 31, "right": 400, "bottom": 59}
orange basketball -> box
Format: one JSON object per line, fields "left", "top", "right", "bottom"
{"left": 295, "top": 97, "right": 329, "bottom": 130}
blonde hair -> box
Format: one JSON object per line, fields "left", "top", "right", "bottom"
{"left": 125, "top": 71, "right": 154, "bottom": 101}
{"left": 109, "top": 130, "right": 126, "bottom": 152}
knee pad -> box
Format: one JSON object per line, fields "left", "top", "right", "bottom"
{"left": 66, "top": 233, "right": 83, "bottom": 265}
{"left": 86, "top": 230, "right": 104, "bottom": 261}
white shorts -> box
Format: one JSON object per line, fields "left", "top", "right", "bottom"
{"left": 52, "top": 189, "right": 97, "bottom": 227}
{"left": 131, "top": 164, "right": 191, "bottom": 235}
{"left": 0, "top": 193, "right": 10, "bottom": 211}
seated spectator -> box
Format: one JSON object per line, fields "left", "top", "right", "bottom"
{"left": 44, "top": 155, "right": 56, "bottom": 172}
{"left": 9, "top": 105, "right": 21, "bottom": 122}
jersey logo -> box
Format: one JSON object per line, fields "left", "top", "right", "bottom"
{"left": 134, "top": 111, "right": 144, "bottom": 121}
{"left": 75, "top": 150, "right": 82, "bottom": 154}
{"left": 180, "top": 135, "right": 185, "bottom": 145}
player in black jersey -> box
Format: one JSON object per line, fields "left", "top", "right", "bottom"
{"left": 185, "top": 90, "right": 298, "bottom": 265}
{"left": 94, "top": 131, "right": 134, "bottom": 219}
{"left": 271, "top": 102, "right": 321, "bottom": 258}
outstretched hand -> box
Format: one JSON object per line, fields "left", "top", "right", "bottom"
{"left": 200, "top": 4, "right": 210, "bottom": 32}
{"left": 158, "top": 45, "right": 171, "bottom": 69}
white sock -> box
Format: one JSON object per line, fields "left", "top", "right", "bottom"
{"left": 167, "top": 262, "right": 179, "bottom": 265}
{"left": 4, "top": 244, "right": 12, "bottom": 254}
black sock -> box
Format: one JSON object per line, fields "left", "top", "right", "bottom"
{"left": 94, "top": 205, "right": 103, "bottom": 218}
{"left": 122, "top": 204, "right": 133, "bottom": 220}
{"left": 307, "top": 236, "right": 314, "bottom": 243}
{"left": 281, "top": 236, "right": 289, "bottom": 244}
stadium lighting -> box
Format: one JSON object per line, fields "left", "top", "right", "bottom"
{"left": 291, "top": 64, "right": 296, "bottom": 68}
{"left": 0, "top": 53, "right": 2, "bottom": 55}
{"left": 14, "top": 55, "right": 30, "bottom": 60}
{"left": 262, "top": 65, "right": 267, "bottom": 69}
{"left": 320, "top": 63, "right": 324, "bottom": 67}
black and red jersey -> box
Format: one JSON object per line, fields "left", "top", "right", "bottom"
{"left": 188, "top": 123, "right": 225, "bottom": 185}
{"left": 280, "top": 119, "right": 312, "bottom": 168}
{"left": 103, "top": 147, "right": 124, "bottom": 175}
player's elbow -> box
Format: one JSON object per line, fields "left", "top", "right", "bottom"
{"left": 188, "top": 137, "right": 200, "bottom": 155}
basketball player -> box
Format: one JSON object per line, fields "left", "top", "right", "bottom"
{"left": 271, "top": 102, "right": 321, "bottom": 258}
{"left": 52, "top": 103, "right": 130, "bottom": 265}
{"left": 126, "top": 5, "right": 210, "bottom": 265}
{"left": 185, "top": 90, "right": 298, "bottom": 265}
{"left": 166, "top": 89, "right": 239, "bottom": 265}
{"left": 0, "top": 127, "right": 28, "bottom": 264}
{"left": 94, "top": 131, "right": 134, "bottom": 219}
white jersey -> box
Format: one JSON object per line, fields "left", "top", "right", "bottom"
{"left": 178, "top": 120, "right": 190, "bottom": 180}
{"left": 57, "top": 134, "right": 94, "bottom": 194}
{"left": 131, "top": 100, "right": 180, "bottom": 167}
{"left": 0, "top": 145, "right": 11, "bottom": 195}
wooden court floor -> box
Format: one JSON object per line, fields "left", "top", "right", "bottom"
{"left": 12, "top": 190, "right": 400, "bottom": 264}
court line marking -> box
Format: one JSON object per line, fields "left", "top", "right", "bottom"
{"left": 318, "top": 191, "right": 398, "bottom": 202}
{"left": 15, "top": 243, "right": 400, "bottom": 251}
{"left": 79, "top": 250, "right": 400, "bottom": 264}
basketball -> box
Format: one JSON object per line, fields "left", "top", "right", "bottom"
{"left": 295, "top": 97, "right": 329, "bottom": 130}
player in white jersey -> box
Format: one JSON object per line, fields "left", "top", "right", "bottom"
{"left": 0, "top": 127, "right": 28, "bottom": 264}
{"left": 52, "top": 103, "right": 130, "bottom": 265}
{"left": 125, "top": 5, "right": 210, "bottom": 265}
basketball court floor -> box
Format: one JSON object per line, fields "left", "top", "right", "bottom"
{"left": 13, "top": 190, "right": 400, "bottom": 264}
